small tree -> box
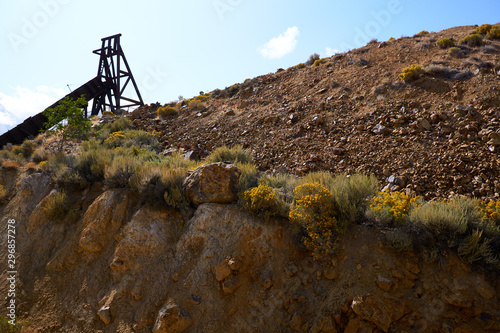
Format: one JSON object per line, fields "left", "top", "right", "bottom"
{"left": 43, "top": 95, "right": 91, "bottom": 150}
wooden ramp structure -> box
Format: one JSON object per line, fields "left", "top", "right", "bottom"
{"left": 0, "top": 34, "right": 143, "bottom": 147}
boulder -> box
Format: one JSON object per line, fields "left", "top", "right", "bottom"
{"left": 184, "top": 162, "right": 241, "bottom": 205}
{"left": 153, "top": 301, "right": 192, "bottom": 333}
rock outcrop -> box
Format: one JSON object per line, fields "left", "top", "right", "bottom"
{"left": 0, "top": 171, "right": 498, "bottom": 332}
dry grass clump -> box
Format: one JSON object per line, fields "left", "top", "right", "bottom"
{"left": 205, "top": 145, "right": 254, "bottom": 164}
{"left": 11, "top": 140, "right": 36, "bottom": 159}
{"left": 305, "top": 53, "right": 320, "bottom": 66}
{"left": 32, "top": 148, "right": 50, "bottom": 163}
{"left": 104, "top": 155, "right": 140, "bottom": 188}
{"left": 447, "top": 46, "right": 465, "bottom": 58}
{"left": 237, "top": 162, "right": 258, "bottom": 193}
{"left": 43, "top": 191, "right": 69, "bottom": 220}
{"left": 161, "top": 167, "right": 189, "bottom": 209}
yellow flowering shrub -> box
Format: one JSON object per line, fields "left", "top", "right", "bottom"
{"left": 242, "top": 184, "right": 286, "bottom": 221}
{"left": 312, "top": 59, "right": 327, "bottom": 67}
{"left": 289, "top": 183, "right": 345, "bottom": 258}
{"left": 459, "top": 34, "right": 483, "bottom": 47}
{"left": 369, "top": 190, "right": 421, "bottom": 223}
{"left": 157, "top": 106, "right": 177, "bottom": 117}
{"left": 476, "top": 24, "right": 492, "bottom": 35}
{"left": 436, "top": 38, "right": 455, "bottom": 49}
{"left": 104, "top": 130, "right": 126, "bottom": 146}
{"left": 398, "top": 64, "right": 424, "bottom": 81}
{"left": 477, "top": 199, "right": 500, "bottom": 225}
{"left": 487, "top": 26, "right": 500, "bottom": 39}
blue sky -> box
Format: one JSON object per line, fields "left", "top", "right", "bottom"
{"left": 1, "top": 0, "right": 499, "bottom": 135}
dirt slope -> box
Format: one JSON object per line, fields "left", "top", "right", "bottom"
{"left": 133, "top": 24, "right": 500, "bottom": 200}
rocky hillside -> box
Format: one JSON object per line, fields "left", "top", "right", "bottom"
{"left": 1, "top": 24, "right": 500, "bottom": 333}
{"left": 0, "top": 167, "right": 499, "bottom": 332}
{"left": 133, "top": 24, "right": 500, "bottom": 201}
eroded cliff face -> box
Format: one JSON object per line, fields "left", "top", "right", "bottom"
{"left": 0, "top": 170, "right": 499, "bottom": 333}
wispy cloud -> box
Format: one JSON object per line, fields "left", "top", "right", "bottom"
{"left": 259, "top": 26, "right": 299, "bottom": 59}
{"left": 0, "top": 86, "right": 66, "bottom": 135}
{"left": 324, "top": 47, "right": 340, "bottom": 57}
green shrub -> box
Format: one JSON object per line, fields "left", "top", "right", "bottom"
{"left": 205, "top": 145, "right": 254, "bottom": 164}
{"left": 43, "top": 191, "right": 69, "bottom": 220}
{"left": 476, "top": 24, "right": 492, "bottom": 35}
{"left": 102, "top": 110, "right": 114, "bottom": 117}
{"left": 289, "top": 183, "right": 345, "bottom": 258}
{"left": 398, "top": 64, "right": 424, "bottom": 81}
{"left": 459, "top": 34, "right": 483, "bottom": 47}
{"left": 436, "top": 38, "right": 455, "bottom": 49}
{"left": 157, "top": 106, "right": 178, "bottom": 118}
{"left": 106, "top": 117, "right": 133, "bottom": 133}
{"left": 295, "top": 63, "right": 306, "bottom": 69}
{"left": 242, "top": 184, "right": 288, "bottom": 221}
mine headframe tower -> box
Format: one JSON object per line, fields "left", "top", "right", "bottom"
{"left": 90, "top": 33, "right": 144, "bottom": 116}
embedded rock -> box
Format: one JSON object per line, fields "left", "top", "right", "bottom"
{"left": 184, "top": 162, "right": 241, "bottom": 205}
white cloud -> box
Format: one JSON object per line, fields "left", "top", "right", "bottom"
{"left": 259, "top": 26, "right": 299, "bottom": 59}
{"left": 325, "top": 47, "right": 340, "bottom": 57}
{"left": 0, "top": 86, "right": 66, "bottom": 134}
